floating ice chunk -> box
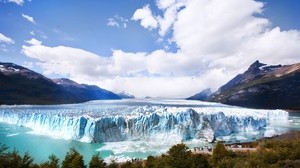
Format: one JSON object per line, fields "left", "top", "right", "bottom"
{"left": 264, "top": 130, "right": 278, "bottom": 138}
{"left": 6, "top": 133, "right": 20, "bottom": 137}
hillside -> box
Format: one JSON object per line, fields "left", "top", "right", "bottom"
{"left": 0, "top": 62, "right": 120, "bottom": 105}
{"left": 209, "top": 61, "right": 300, "bottom": 110}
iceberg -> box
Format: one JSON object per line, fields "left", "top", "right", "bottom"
{"left": 0, "top": 99, "right": 288, "bottom": 143}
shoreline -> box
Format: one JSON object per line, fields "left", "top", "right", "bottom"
{"left": 192, "top": 130, "right": 300, "bottom": 155}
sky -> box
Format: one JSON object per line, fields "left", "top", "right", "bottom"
{"left": 1, "top": 0, "right": 300, "bottom": 98}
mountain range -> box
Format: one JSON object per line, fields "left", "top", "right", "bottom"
{"left": 189, "top": 61, "right": 300, "bottom": 110}
{"left": 0, "top": 62, "right": 121, "bottom": 105}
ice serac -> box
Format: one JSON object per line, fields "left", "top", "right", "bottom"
{"left": 0, "top": 100, "right": 289, "bottom": 143}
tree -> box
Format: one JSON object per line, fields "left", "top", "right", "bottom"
{"left": 21, "top": 152, "right": 34, "bottom": 168}
{"left": 9, "top": 150, "right": 22, "bottom": 168}
{"left": 212, "top": 141, "right": 228, "bottom": 165}
{"left": 145, "top": 156, "right": 156, "bottom": 168}
{"left": 0, "top": 143, "right": 8, "bottom": 153}
{"left": 62, "top": 148, "right": 85, "bottom": 168}
{"left": 107, "top": 160, "right": 118, "bottom": 168}
{"left": 89, "top": 153, "right": 106, "bottom": 168}
{"left": 166, "top": 143, "right": 192, "bottom": 168}
{"left": 41, "top": 154, "right": 60, "bottom": 168}
{"left": 190, "top": 154, "right": 210, "bottom": 168}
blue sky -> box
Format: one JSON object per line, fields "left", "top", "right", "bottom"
{"left": 1, "top": 0, "right": 300, "bottom": 98}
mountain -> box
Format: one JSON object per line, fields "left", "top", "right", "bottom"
{"left": 0, "top": 62, "right": 120, "bottom": 105}
{"left": 209, "top": 60, "right": 300, "bottom": 110}
{"left": 52, "top": 78, "right": 121, "bottom": 101}
{"left": 187, "top": 88, "right": 212, "bottom": 101}
{"left": 117, "top": 91, "right": 135, "bottom": 99}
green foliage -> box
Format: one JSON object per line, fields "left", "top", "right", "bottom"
{"left": 62, "top": 148, "right": 84, "bottom": 168}
{"left": 40, "top": 154, "right": 60, "bottom": 168}
{"left": 107, "top": 160, "right": 118, "bottom": 168}
{"left": 120, "top": 161, "right": 143, "bottom": 168}
{"left": 89, "top": 153, "right": 106, "bottom": 168}
{"left": 0, "top": 147, "right": 37, "bottom": 168}
{"left": 145, "top": 156, "right": 155, "bottom": 168}
{"left": 189, "top": 154, "right": 210, "bottom": 168}
{"left": 0, "top": 143, "right": 8, "bottom": 153}
{"left": 166, "top": 143, "right": 192, "bottom": 168}
{"left": 212, "top": 141, "right": 228, "bottom": 165}
{"left": 21, "top": 152, "right": 35, "bottom": 168}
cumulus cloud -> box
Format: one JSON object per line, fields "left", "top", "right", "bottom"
{"left": 22, "top": 14, "right": 36, "bottom": 24}
{"left": 132, "top": 0, "right": 186, "bottom": 36}
{"left": 8, "top": 0, "right": 24, "bottom": 5}
{"left": 22, "top": 40, "right": 109, "bottom": 77}
{"left": 0, "top": 33, "right": 15, "bottom": 44}
{"left": 132, "top": 5, "right": 158, "bottom": 30}
{"left": 22, "top": 0, "right": 300, "bottom": 98}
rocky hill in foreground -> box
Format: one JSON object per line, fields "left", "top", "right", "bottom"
{"left": 0, "top": 62, "right": 121, "bottom": 105}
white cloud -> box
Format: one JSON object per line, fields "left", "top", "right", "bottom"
{"left": 132, "top": 5, "right": 158, "bottom": 30}
{"left": 25, "top": 38, "right": 42, "bottom": 46}
{"left": 132, "top": 0, "right": 186, "bottom": 36}
{"left": 23, "top": 61, "right": 33, "bottom": 69}
{"left": 0, "top": 33, "right": 15, "bottom": 44}
{"left": 107, "top": 18, "right": 120, "bottom": 27}
{"left": 171, "top": 0, "right": 300, "bottom": 75}
{"left": 156, "top": 0, "right": 176, "bottom": 10}
{"left": 8, "top": 0, "right": 24, "bottom": 5}
{"left": 22, "top": 41, "right": 110, "bottom": 77}
{"left": 22, "top": 0, "right": 300, "bottom": 98}
{"left": 22, "top": 14, "right": 36, "bottom": 24}
{"left": 107, "top": 15, "right": 128, "bottom": 28}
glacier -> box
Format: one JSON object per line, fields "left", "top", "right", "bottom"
{"left": 0, "top": 99, "right": 288, "bottom": 143}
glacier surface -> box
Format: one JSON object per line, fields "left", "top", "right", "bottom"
{"left": 0, "top": 99, "right": 288, "bottom": 143}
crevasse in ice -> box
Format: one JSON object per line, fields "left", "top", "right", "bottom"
{"left": 0, "top": 99, "right": 288, "bottom": 143}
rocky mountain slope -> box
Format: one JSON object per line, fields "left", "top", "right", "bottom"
{"left": 209, "top": 61, "right": 300, "bottom": 110}
{"left": 0, "top": 62, "right": 120, "bottom": 105}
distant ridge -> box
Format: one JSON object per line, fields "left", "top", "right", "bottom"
{"left": 117, "top": 91, "right": 135, "bottom": 99}
{"left": 0, "top": 62, "right": 121, "bottom": 105}
{"left": 187, "top": 88, "right": 212, "bottom": 101}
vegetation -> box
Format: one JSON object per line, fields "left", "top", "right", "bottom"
{"left": 89, "top": 153, "right": 106, "bottom": 168}
{"left": 1, "top": 135, "right": 300, "bottom": 168}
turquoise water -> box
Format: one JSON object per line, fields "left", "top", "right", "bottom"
{"left": 0, "top": 122, "right": 186, "bottom": 163}
{"left": 0, "top": 123, "right": 108, "bottom": 163}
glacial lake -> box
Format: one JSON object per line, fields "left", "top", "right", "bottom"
{"left": 0, "top": 99, "right": 299, "bottom": 163}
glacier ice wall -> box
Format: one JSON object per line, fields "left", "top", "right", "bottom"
{"left": 0, "top": 100, "right": 289, "bottom": 143}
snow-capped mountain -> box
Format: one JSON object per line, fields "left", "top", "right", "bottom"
{"left": 209, "top": 60, "right": 300, "bottom": 110}
{"left": 0, "top": 62, "right": 120, "bottom": 105}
